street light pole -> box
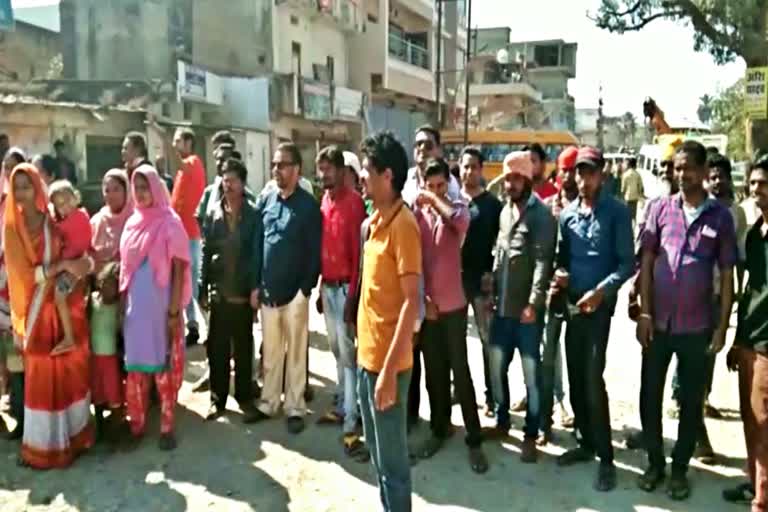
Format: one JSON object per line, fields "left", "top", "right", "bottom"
{"left": 463, "top": 0, "right": 472, "bottom": 146}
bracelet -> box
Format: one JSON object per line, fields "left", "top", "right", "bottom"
{"left": 639, "top": 313, "right": 652, "bottom": 320}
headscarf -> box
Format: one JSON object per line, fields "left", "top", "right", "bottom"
{"left": 118, "top": 165, "right": 191, "bottom": 308}
{"left": 91, "top": 169, "right": 134, "bottom": 264}
{"left": 503, "top": 151, "right": 533, "bottom": 181}
{"left": 3, "top": 163, "right": 50, "bottom": 341}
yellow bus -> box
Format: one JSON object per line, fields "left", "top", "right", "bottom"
{"left": 441, "top": 130, "right": 580, "bottom": 183}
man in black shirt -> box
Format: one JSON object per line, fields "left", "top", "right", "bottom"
{"left": 459, "top": 146, "right": 502, "bottom": 417}
{"left": 723, "top": 161, "right": 768, "bottom": 508}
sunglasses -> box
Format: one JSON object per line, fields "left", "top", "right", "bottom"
{"left": 271, "top": 161, "right": 295, "bottom": 170}
{"left": 414, "top": 139, "right": 435, "bottom": 151}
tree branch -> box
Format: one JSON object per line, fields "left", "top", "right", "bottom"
{"left": 610, "top": 10, "right": 683, "bottom": 31}
{"left": 670, "top": 0, "right": 739, "bottom": 54}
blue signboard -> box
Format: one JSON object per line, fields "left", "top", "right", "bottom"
{"left": 0, "top": 0, "right": 13, "bottom": 32}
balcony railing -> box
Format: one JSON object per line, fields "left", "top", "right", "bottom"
{"left": 388, "top": 32, "right": 430, "bottom": 70}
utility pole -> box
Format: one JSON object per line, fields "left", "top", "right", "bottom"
{"left": 435, "top": 0, "right": 443, "bottom": 128}
{"left": 463, "top": 0, "right": 473, "bottom": 146}
{"left": 597, "top": 83, "right": 605, "bottom": 150}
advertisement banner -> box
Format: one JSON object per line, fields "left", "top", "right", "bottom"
{"left": 745, "top": 67, "right": 768, "bottom": 120}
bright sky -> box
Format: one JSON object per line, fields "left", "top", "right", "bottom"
{"left": 473, "top": 0, "right": 745, "bottom": 121}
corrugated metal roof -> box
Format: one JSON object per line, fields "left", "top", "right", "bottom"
{"left": 0, "top": 93, "right": 145, "bottom": 112}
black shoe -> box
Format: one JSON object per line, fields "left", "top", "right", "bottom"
{"left": 666, "top": 469, "right": 691, "bottom": 501}
{"left": 637, "top": 465, "right": 666, "bottom": 492}
{"left": 625, "top": 431, "right": 645, "bottom": 450}
{"left": 243, "top": 409, "right": 270, "bottom": 424}
{"left": 557, "top": 446, "right": 594, "bottom": 467}
{"left": 205, "top": 404, "right": 225, "bottom": 421}
{"left": 158, "top": 432, "right": 177, "bottom": 451}
{"left": 185, "top": 327, "right": 199, "bottom": 347}
{"left": 240, "top": 403, "right": 260, "bottom": 424}
{"left": 304, "top": 386, "right": 315, "bottom": 403}
{"left": 594, "top": 462, "right": 617, "bottom": 492}
{"left": 286, "top": 416, "right": 305, "bottom": 434}
{"left": 722, "top": 482, "right": 755, "bottom": 503}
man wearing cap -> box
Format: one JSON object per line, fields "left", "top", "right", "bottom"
{"left": 343, "top": 151, "right": 363, "bottom": 194}
{"left": 553, "top": 146, "right": 634, "bottom": 491}
{"left": 636, "top": 141, "right": 737, "bottom": 500}
{"left": 486, "top": 151, "right": 556, "bottom": 463}
{"left": 537, "top": 146, "right": 580, "bottom": 443}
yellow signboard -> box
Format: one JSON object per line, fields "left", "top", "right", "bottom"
{"left": 745, "top": 67, "right": 768, "bottom": 120}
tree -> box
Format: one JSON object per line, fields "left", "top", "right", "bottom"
{"left": 592, "top": 0, "right": 768, "bottom": 155}
{"left": 711, "top": 79, "right": 748, "bottom": 161}
{"left": 697, "top": 93, "right": 713, "bottom": 124}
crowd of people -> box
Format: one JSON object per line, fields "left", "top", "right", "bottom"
{"left": 0, "top": 124, "right": 766, "bottom": 512}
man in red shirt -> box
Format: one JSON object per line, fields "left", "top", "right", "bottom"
{"left": 525, "top": 143, "right": 558, "bottom": 201}
{"left": 172, "top": 127, "right": 207, "bottom": 346}
{"left": 315, "top": 146, "right": 368, "bottom": 457}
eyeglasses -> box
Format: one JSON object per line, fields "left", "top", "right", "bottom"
{"left": 414, "top": 139, "right": 435, "bottom": 151}
{"left": 271, "top": 161, "right": 295, "bottom": 170}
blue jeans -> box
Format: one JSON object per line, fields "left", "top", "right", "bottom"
{"left": 321, "top": 283, "right": 359, "bottom": 434}
{"left": 489, "top": 316, "right": 541, "bottom": 439}
{"left": 539, "top": 312, "right": 566, "bottom": 431}
{"left": 358, "top": 368, "right": 412, "bottom": 512}
{"left": 186, "top": 238, "right": 202, "bottom": 330}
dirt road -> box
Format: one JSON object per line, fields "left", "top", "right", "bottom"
{"left": 0, "top": 289, "right": 749, "bottom": 511}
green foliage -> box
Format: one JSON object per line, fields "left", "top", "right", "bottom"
{"left": 711, "top": 79, "right": 748, "bottom": 160}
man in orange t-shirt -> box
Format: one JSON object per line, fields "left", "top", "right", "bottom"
{"left": 356, "top": 132, "right": 421, "bottom": 512}
{"left": 172, "top": 127, "right": 207, "bottom": 346}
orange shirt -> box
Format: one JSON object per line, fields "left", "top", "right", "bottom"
{"left": 171, "top": 154, "right": 206, "bottom": 240}
{"left": 357, "top": 200, "right": 422, "bottom": 373}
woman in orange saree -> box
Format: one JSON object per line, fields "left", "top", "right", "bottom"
{"left": 4, "top": 163, "right": 94, "bottom": 469}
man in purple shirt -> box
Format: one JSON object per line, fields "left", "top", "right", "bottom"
{"left": 412, "top": 158, "right": 488, "bottom": 474}
{"left": 637, "top": 140, "right": 737, "bottom": 501}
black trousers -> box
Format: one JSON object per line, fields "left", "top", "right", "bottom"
{"left": 641, "top": 330, "right": 711, "bottom": 471}
{"left": 421, "top": 308, "right": 482, "bottom": 447}
{"left": 408, "top": 343, "right": 422, "bottom": 425}
{"left": 565, "top": 306, "right": 614, "bottom": 462}
{"left": 207, "top": 300, "right": 254, "bottom": 409}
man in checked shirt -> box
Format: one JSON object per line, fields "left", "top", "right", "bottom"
{"left": 636, "top": 140, "right": 737, "bottom": 501}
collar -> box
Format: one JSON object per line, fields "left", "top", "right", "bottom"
{"left": 674, "top": 193, "right": 717, "bottom": 212}
{"left": 371, "top": 198, "right": 405, "bottom": 232}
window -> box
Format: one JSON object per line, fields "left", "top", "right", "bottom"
{"left": 533, "top": 44, "right": 559, "bottom": 67}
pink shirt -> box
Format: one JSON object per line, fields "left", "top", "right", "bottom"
{"left": 415, "top": 198, "right": 470, "bottom": 313}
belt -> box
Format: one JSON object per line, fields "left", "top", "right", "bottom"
{"left": 323, "top": 279, "right": 350, "bottom": 288}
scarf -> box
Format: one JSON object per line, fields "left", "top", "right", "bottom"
{"left": 119, "top": 165, "right": 191, "bottom": 307}
{"left": 3, "top": 164, "right": 50, "bottom": 342}
{"left": 91, "top": 169, "right": 134, "bottom": 264}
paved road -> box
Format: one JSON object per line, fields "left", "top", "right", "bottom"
{"left": 0, "top": 287, "right": 748, "bottom": 511}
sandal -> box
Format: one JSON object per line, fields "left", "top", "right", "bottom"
{"left": 317, "top": 410, "right": 343, "bottom": 426}
{"left": 666, "top": 472, "right": 691, "bottom": 501}
{"left": 469, "top": 447, "right": 489, "bottom": 474}
{"left": 418, "top": 436, "right": 444, "bottom": 459}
